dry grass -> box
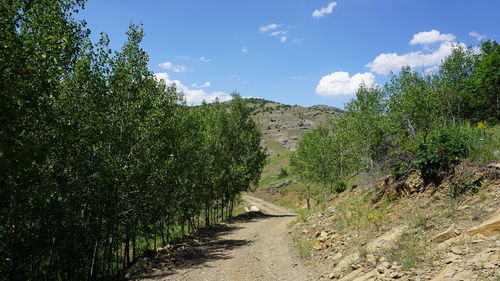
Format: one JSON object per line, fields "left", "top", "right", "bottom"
{"left": 333, "top": 190, "right": 393, "bottom": 234}
{"left": 291, "top": 232, "right": 314, "bottom": 259}
{"left": 383, "top": 230, "right": 428, "bottom": 270}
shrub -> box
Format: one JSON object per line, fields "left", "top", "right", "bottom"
{"left": 332, "top": 180, "right": 347, "bottom": 193}
{"left": 449, "top": 170, "right": 480, "bottom": 198}
{"left": 391, "top": 161, "right": 410, "bottom": 180}
{"left": 278, "top": 167, "right": 288, "bottom": 178}
{"left": 415, "top": 127, "right": 468, "bottom": 185}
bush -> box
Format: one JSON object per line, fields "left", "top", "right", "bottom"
{"left": 332, "top": 180, "right": 347, "bottom": 193}
{"left": 391, "top": 161, "right": 410, "bottom": 180}
{"left": 415, "top": 127, "right": 469, "bottom": 185}
{"left": 278, "top": 167, "right": 288, "bottom": 178}
{"left": 449, "top": 170, "right": 480, "bottom": 198}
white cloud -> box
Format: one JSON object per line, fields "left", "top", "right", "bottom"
{"left": 192, "top": 81, "right": 211, "bottom": 88}
{"left": 155, "top": 73, "right": 231, "bottom": 105}
{"left": 312, "top": 2, "right": 337, "bottom": 19}
{"left": 315, "top": 72, "right": 375, "bottom": 96}
{"left": 270, "top": 30, "right": 288, "bottom": 37}
{"left": 366, "top": 41, "right": 464, "bottom": 75}
{"left": 176, "top": 56, "right": 190, "bottom": 60}
{"left": 241, "top": 46, "right": 249, "bottom": 53}
{"left": 158, "top": 62, "right": 173, "bottom": 69}
{"left": 260, "top": 24, "right": 297, "bottom": 43}
{"left": 469, "top": 31, "right": 486, "bottom": 41}
{"left": 410, "top": 30, "right": 456, "bottom": 45}
{"left": 199, "top": 56, "right": 212, "bottom": 62}
{"left": 158, "top": 61, "right": 188, "bottom": 73}
{"left": 260, "top": 23, "right": 279, "bottom": 33}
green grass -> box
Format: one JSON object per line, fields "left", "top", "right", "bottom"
{"left": 257, "top": 149, "right": 292, "bottom": 187}
{"left": 409, "top": 214, "right": 430, "bottom": 230}
{"left": 478, "top": 191, "right": 489, "bottom": 201}
{"left": 467, "top": 125, "right": 500, "bottom": 164}
{"left": 269, "top": 152, "right": 291, "bottom": 165}
{"left": 263, "top": 134, "right": 291, "bottom": 156}
{"left": 334, "top": 192, "right": 392, "bottom": 233}
{"left": 232, "top": 203, "right": 247, "bottom": 217}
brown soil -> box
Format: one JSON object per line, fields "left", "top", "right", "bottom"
{"left": 134, "top": 195, "right": 318, "bottom": 281}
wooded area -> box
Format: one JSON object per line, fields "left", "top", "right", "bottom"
{"left": 291, "top": 40, "right": 499, "bottom": 197}
{"left": 0, "top": 1, "right": 266, "bottom": 280}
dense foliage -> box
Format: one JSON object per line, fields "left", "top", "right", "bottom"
{"left": 292, "top": 41, "right": 499, "bottom": 193}
{"left": 0, "top": 1, "right": 266, "bottom": 280}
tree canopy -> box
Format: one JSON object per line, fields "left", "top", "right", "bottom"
{"left": 0, "top": 2, "right": 266, "bottom": 280}
{"left": 291, "top": 40, "right": 499, "bottom": 197}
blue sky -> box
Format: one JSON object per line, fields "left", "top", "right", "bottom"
{"left": 79, "top": 0, "right": 499, "bottom": 108}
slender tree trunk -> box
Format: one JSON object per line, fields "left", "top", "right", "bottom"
{"left": 106, "top": 236, "right": 112, "bottom": 276}
{"left": 90, "top": 240, "right": 98, "bottom": 278}
{"left": 124, "top": 234, "right": 130, "bottom": 266}
{"left": 306, "top": 184, "right": 311, "bottom": 210}
{"left": 205, "top": 208, "right": 210, "bottom": 227}
{"left": 47, "top": 236, "right": 56, "bottom": 279}
{"left": 166, "top": 224, "right": 171, "bottom": 243}
{"left": 228, "top": 199, "right": 234, "bottom": 218}
{"left": 132, "top": 233, "right": 136, "bottom": 260}
{"left": 115, "top": 241, "right": 119, "bottom": 276}
{"left": 323, "top": 182, "right": 327, "bottom": 202}
{"left": 220, "top": 198, "right": 225, "bottom": 221}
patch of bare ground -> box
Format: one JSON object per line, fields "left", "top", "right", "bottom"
{"left": 128, "top": 195, "right": 319, "bottom": 281}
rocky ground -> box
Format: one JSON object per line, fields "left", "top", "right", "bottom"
{"left": 290, "top": 163, "right": 500, "bottom": 281}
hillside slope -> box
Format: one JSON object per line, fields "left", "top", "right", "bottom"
{"left": 286, "top": 163, "right": 500, "bottom": 281}
{"left": 244, "top": 98, "right": 342, "bottom": 156}
{"left": 244, "top": 98, "right": 342, "bottom": 204}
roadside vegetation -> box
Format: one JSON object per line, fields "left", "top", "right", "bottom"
{"left": 281, "top": 39, "right": 500, "bottom": 280}
{"left": 0, "top": 1, "right": 266, "bottom": 281}
{"left": 291, "top": 40, "right": 499, "bottom": 202}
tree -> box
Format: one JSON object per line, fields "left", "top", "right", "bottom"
{"left": 466, "top": 40, "right": 500, "bottom": 122}
{"left": 290, "top": 125, "right": 337, "bottom": 201}
{"left": 1, "top": 1, "right": 87, "bottom": 280}
{"left": 0, "top": 8, "right": 267, "bottom": 279}
{"left": 345, "top": 84, "right": 391, "bottom": 168}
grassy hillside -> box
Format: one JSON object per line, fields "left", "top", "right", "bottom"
{"left": 245, "top": 98, "right": 341, "bottom": 207}
{"left": 244, "top": 98, "right": 342, "bottom": 156}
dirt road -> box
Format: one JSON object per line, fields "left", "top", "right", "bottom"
{"left": 138, "top": 195, "right": 317, "bottom": 281}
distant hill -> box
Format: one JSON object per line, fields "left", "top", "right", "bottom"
{"left": 242, "top": 98, "right": 342, "bottom": 157}
{"left": 310, "top": 104, "right": 344, "bottom": 115}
